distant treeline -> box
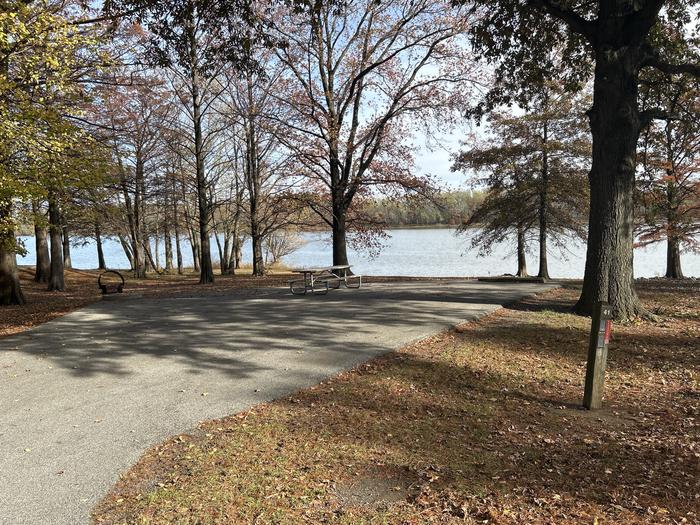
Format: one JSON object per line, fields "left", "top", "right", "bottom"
{"left": 365, "top": 191, "right": 485, "bottom": 227}
{"left": 15, "top": 189, "right": 485, "bottom": 237}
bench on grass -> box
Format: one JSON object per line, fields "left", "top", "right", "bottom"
{"left": 289, "top": 265, "right": 362, "bottom": 295}
{"left": 98, "top": 270, "right": 125, "bottom": 295}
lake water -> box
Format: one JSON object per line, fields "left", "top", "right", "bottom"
{"left": 16, "top": 228, "right": 700, "bottom": 278}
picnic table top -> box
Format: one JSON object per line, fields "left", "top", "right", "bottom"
{"left": 291, "top": 265, "right": 351, "bottom": 273}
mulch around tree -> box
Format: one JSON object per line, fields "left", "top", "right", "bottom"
{"left": 92, "top": 279, "right": 699, "bottom": 525}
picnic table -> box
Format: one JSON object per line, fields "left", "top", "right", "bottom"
{"left": 289, "top": 265, "right": 362, "bottom": 295}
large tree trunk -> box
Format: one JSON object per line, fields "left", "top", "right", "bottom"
{"left": 575, "top": 46, "right": 644, "bottom": 320}
{"left": 195, "top": 159, "right": 213, "bottom": 283}
{"left": 0, "top": 202, "right": 25, "bottom": 305}
{"left": 245, "top": 102, "right": 265, "bottom": 277}
{"left": 516, "top": 225, "right": 528, "bottom": 278}
{"left": 62, "top": 225, "right": 72, "bottom": 269}
{"left": 665, "top": 235, "right": 683, "bottom": 279}
{"left": 537, "top": 120, "right": 550, "bottom": 280}
{"left": 48, "top": 192, "right": 66, "bottom": 292}
{"left": 0, "top": 240, "right": 24, "bottom": 306}
{"left": 95, "top": 223, "right": 106, "bottom": 270}
{"left": 332, "top": 203, "right": 350, "bottom": 267}
{"left": 190, "top": 67, "right": 214, "bottom": 284}
{"left": 33, "top": 203, "right": 51, "bottom": 284}
{"left": 251, "top": 222, "right": 264, "bottom": 276}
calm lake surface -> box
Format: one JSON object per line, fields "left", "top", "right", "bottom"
{"left": 16, "top": 228, "right": 700, "bottom": 278}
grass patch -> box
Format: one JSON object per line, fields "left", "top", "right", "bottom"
{"left": 94, "top": 280, "right": 699, "bottom": 525}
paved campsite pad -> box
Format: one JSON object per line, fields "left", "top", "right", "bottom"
{"left": 0, "top": 280, "right": 555, "bottom": 525}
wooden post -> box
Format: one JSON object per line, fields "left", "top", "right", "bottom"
{"left": 583, "top": 301, "right": 612, "bottom": 410}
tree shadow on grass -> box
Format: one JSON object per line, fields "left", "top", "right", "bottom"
{"left": 93, "top": 282, "right": 698, "bottom": 524}
{"left": 272, "top": 351, "right": 698, "bottom": 522}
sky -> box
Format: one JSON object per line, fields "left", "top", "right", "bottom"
{"left": 414, "top": 136, "right": 466, "bottom": 188}
{"left": 412, "top": 121, "right": 479, "bottom": 190}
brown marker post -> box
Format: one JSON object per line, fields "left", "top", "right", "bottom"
{"left": 583, "top": 301, "right": 613, "bottom": 410}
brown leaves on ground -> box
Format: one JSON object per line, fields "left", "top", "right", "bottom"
{"left": 93, "top": 279, "right": 697, "bottom": 524}
{"left": 0, "top": 267, "right": 293, "bottom": 337}
{"left": 1, "top": 267, "right": 461, "bottom": 339}
{"left": 1, "top": 268, "right": 101, "bottom": 337}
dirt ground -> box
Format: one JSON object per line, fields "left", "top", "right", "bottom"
{"left": 91, "top": 279, "right": 699, "bottom": 525}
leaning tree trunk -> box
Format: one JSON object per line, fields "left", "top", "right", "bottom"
{"left": 575, "top": 46, "right": 644, "bottom": 320}
{"left": 95, "top": 223, "right": 106, "bottom": 270}
{"left": 143, "top": 241, "right": 158, "bottom": 273}
{"left": 33, "top": 203, "right": 51, "bottom": 283}
{"left": 665, "top": 235, "right": 683, "bottom": 279}
{"left": 48, "top": 192, "right": 66, "bottom": 292}
{"left": 187, "top": 226, "right": 200, "bottom": 273}
{"left": 154, "top": 233, "right": 161, "bottom": 272}
{"left": 0, "top": 202, "right": 25, "bottom": 305}
{"left": 214, "top": 232, "right": 227, "bottom": 276}
{"left": 118, "top": 235, "right": 134, "bottom": 270}
{"left": 516, "top": 225, "right": 528, "bottom": 278}
{"left": 62, "top": 225, "right": 72, "bottom": 269}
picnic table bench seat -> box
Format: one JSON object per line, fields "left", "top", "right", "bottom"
{"left": 289, "top": 265, "right": 362, "bottom": 295}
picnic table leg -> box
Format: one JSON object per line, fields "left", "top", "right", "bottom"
{"left": 344, "top": 268, "right": 361, "bottom": 288}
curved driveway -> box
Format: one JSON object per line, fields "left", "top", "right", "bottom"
{"left": 0, "top": 280, "right": 554, "bottom": 525}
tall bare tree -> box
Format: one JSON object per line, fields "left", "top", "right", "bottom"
{"left": 275, "top": 0, "right": 480, "bottom": 266}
